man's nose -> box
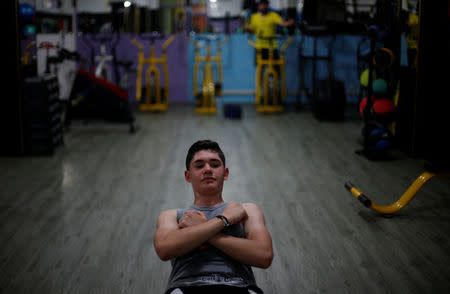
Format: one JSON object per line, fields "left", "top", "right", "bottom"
{"left": 203, "top": 163, "right": 212, "bottom": 173}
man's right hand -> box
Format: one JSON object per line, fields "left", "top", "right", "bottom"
{"left": 179, "top": 210, "right": 207, "bottom": 229}
{"left": 222, "top": 201, "right": 248, "bottom": 225}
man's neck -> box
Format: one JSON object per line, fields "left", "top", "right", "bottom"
{"left": 193, "top": 194, "right": 224, "bottom": 207}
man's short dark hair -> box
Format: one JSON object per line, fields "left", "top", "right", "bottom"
{"left": 258, "top": 0, "right": 269, "bottom": 4}
{"left": 185, "top": 140, "right": 226, "bottom": 170}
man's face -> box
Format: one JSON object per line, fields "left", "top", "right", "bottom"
{"left": 258, "top": 2, "right": 269, "bottom": 14}
{"left": 185, "top": 149, "right": 229, "bottom": 195}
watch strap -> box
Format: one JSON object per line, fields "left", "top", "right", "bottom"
{"left": 215, "top": 215, "right": 230, "bottom": 227}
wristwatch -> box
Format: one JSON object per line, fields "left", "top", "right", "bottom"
{"left": 215, "top": 215, "right": 230, "bottom": 227}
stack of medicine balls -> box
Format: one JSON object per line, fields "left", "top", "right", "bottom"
{"left": 359, "top": 74, "right": 396, "bottom": 155}
{"left": 357, "top": 25, "right": 397, "bottom": 157}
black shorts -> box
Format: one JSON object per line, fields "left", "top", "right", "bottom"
{"left": 254, "top": 48, "right": 280, "bottom": 65}
{"left": 254, "top": 48, "right": 280, "bottom": 75}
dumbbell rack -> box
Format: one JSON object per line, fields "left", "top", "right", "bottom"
{"left": 22, "top": 75, "right": 64, "bottom": 155}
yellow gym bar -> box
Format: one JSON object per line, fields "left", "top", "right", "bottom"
{"left": 345, "top": 171, "right": 450, "bottom": 215}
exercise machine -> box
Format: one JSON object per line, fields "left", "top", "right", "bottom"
{"left": 37, "top": 37, "right": 80, "bottom": 99}
{"left": 190, "top": 33, "right": 229, "bottom": 114}
{"left": 90, "top": 35, "right": 114, "bottom": 81}
{"left": 110, "top": 34, "right": 134, "bottom": 91}
{"left": 82, "top": 33, "right": 133, "bottom": 90}
{"left": 81, "top": 34, "right": 121, "bottom": 83}
{"left": 131, "top": 33, "right": 174, "bottom": 112}
{"left": 116, "top": 59, "right": 134, "bottom": 91}
{"left": 248, "top": 35, "right": 292, "bottom": 113}
{"left": 67, "top": 33, "right": 136, "bottom": 133}
{"left": 66, "top": 34, "right": 136, "bottom": 133}
{"left": 66, "top": 69, "right": 137, "bottom": 133}
{"left": 38, "top": 41, "right": 60, "bottom": 75}
{"left": 94, "top": 39, "right": 114, "bottom": 81}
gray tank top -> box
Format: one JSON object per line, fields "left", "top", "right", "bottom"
{"left": 165, "top": 202, "right": 263, "bottom": 294}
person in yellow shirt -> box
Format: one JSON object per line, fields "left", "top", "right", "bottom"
{"left": 246, "top": 0, "right": 294, "bottom": 62}
{"left": 405, "top": 11, "right": 419, "bottom": 68}
{"left": 244, "top": 0, "right": 294, "bottom": 105}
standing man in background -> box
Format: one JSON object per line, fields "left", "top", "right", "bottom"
{"left": 245, "top": 0, "right": 295, "bottom": 61}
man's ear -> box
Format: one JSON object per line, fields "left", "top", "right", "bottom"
{"left": 184, "top": 170, "right": 191, "bottom": 183}
{"left": 224, "top": 167, "right": 229, "bottom": 180}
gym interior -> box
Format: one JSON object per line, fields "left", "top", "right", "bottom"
{"left": 2, "top": 0, "right": 449, "bottom": 293}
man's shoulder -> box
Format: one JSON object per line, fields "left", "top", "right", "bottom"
{"left": 251, "top": 12, "right": 261, "bottom": 21}
{"left": 158, "top": 209, "right": 177, "bottom": 218}
{"left": 242, "top": 202, "right": 263, "bottom": 213}
{"left": 156, "top": 209, "right": 179, "bottom": 228}
{"left": 268, "top": 11, "right": 282, "bottom": 19}
{"left": 242, "top": 203, "right": 266, "bottom": 224}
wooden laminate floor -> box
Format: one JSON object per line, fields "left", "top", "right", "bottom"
{"left": 1, "top": 104, "right": 449, "bottom": 294}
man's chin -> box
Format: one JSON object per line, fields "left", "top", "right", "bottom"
{"left": 200, "top": 185, "right": 220, "bottom": 195}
